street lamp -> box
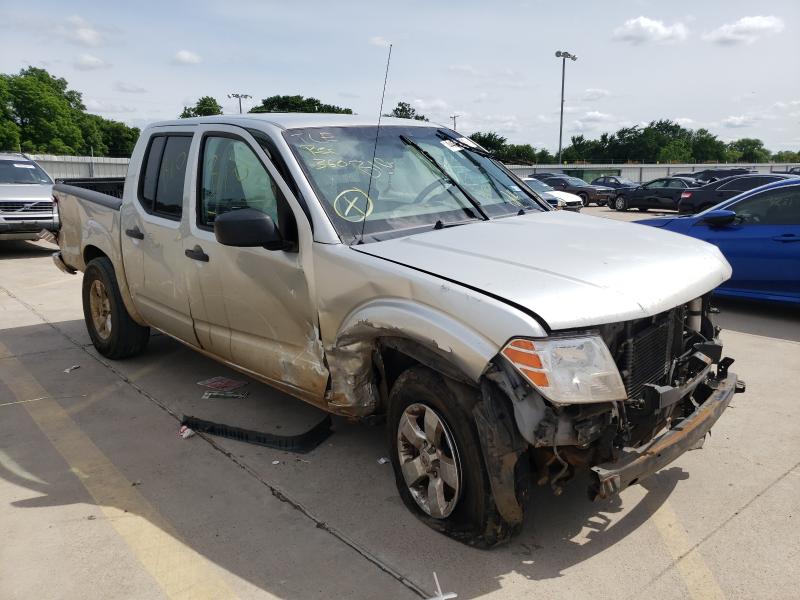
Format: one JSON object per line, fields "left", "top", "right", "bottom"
{"left": 228, "top": 93, "right": 252, "bottom": 114}
{"left": 554, "top": 50, "right": 577, "bottom": 164}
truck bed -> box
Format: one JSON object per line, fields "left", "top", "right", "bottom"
{"left": 56, "top": 177, "right": 126, "bottom": 200}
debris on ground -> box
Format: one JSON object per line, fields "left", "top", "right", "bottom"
{"left": 377, "top": 457, "right": 390, "bottom": 465}
{"left": 63, "top": 365, "right": 81, "bottom": 373}
{"left": 196, "top": 376, "right": 247, "bottom": 392}
{"left": 201, "top": 390, "right": 250, "bottom": 400}
{"left": 178, "top": 425, "right": 195, "bottom": 439}
{"left": 181, "top": 414, "right": 332, "bottom": 453}
{"left": 425, "top": 572, "right": 457, "bottom": 600}
{"left": 131, "top": 480, "right": 142, "bottom": 487}
{"left": 271, "top": 460, "right": 281, "bottom": 465}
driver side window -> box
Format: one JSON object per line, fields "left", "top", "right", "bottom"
{"left": 732, "top": 187, "right": 800, "bottom": 225}
{"left": 645, "top": 180, "right": 665, "bottom": 189}
{"left": 199, "top": 136, "right": 283, "bottom": 228}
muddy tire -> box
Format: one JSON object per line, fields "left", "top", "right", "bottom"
{"left": 387, "top": 366, "right": 521, "bottom": 548}
{"left": 82, "top": 257, "right": 149, "bottom": 359}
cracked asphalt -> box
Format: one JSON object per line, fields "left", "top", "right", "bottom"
{"left": 1, "top": 210, "right": 798, "bottom": 599}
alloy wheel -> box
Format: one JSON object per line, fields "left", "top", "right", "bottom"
{"left": 396, "top": 403, "right": 462, "bottom": 519}
{"left": 89, "top": 279, "right": 112, "bottom": 340}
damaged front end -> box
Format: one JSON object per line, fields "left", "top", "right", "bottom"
{"left": 489, "top": 295, "right": 745, "bottom": 502}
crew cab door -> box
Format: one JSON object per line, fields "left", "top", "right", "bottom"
{"left": 183, "top": 125, "right": 328, "bottom": 398}
{"left": 695, "top": 185, "right": 800, "bottom": 298}
{"left": 120, "top": 130, "right": 198, "bottom": 345}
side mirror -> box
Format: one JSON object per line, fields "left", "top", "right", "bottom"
{"left": 214, "top": 208, "right": 287, "bottom": 250}
{"left": 700, "top": 209, "right": 737, "bottom": 227}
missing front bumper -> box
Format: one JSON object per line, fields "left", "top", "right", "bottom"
{"left": 589, "top": 372, "right": 739, "bottom": 500}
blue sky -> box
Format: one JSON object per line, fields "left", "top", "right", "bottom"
{"left": 3, "top": 0, "right": 799, "bottom": 152}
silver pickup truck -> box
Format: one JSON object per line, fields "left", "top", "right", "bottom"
{"left": 52, "top": 114, "right": 743, "bottom": 547}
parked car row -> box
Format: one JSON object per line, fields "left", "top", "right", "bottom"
{"left": 611, "top": 173, "right": 797, "bottom": 213}
{"left": 528, "top": 173, "right": 614, "bottom": 206}
{"left": 520, "top": 177, "right": 582, "bottom": 211}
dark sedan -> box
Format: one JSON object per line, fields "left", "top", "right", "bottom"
{"left": 541, "top": 175, "right": 614, "bottom": 206}
{"left": 678, "top": 174, "right": 798, "bottom": 214}
{"left": 670, "top": 167, "right": 755, "bottom": 183}
{"left": 590, "top": 175, "right": 639, "bottom": 197}
{"left": 613, "top": 177, "right": 699, "bottom": 212}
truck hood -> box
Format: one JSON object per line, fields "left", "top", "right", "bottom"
{"left": 355, "top": 211, "right": 731, "bottom": 330}
{"left": 0, "top": 184, "right": 53, "bottom": 202}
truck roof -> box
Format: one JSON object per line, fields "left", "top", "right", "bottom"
{"left": 149, "top": 113, "right": 443, "bottom": 131}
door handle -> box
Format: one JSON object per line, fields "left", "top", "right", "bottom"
{"left": 772, "top": 234, "right": 800, "bottom": 243}
{"left": 185, "top": 245, "right": 210, "bottom": 262}
{"left": 125, "top": 226, "right": 144, "bottom": 240}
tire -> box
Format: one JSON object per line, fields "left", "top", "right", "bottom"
{"left": 578, "top": 193, "right": 589, "bottom": 207}
{"left": 387, "top": 366, "right": 520, "bottom": 548}
{"left": 637, "top": 207, "right": 649, "bottom": 212}
{"left": 82, "top": 257, "right": 150, "bottom": 359}
{"left": 614, "top": 195, "right": 628, "bottom": 211}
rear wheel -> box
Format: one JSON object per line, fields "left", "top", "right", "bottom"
{"left": 614, "top": 195, "right": 628, "bottom": 211}
{"left": 387, "top": 367, "right": 521, "bottom": 547}
{"left": 82, "top": 257, "right": 149, "bottom": 359}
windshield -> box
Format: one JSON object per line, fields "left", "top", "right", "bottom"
{"left": 564, "top": 176, "right": 590, "bottom": 186}
{"left": 522, "top": 178, "right": 554, "bottom": 193}
{"left": 284, "top": 126, "right": 547, "bottom": 242}
{"left": 0, "top": 160, "right": 52, "bottom": 184}
{"left": 616, "top": 178, "right": 636, "bottom": 185}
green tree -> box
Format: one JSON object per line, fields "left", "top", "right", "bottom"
{"left": 690, "top": 129, "right": 726, "bottom": 162}
{"left": 773, "top": 150, "right": 800, "bottom": 162}
{"left": 180, "top": 96, "right": 223, "bottom": 118}
{"left": 468, "top": 131, "right": 507, "bottom": 155}
{"left": 249, "top": 95, "right": 352, "bottom": 114}
{"left": 657, "top": 139, "right": 693, "bottom": 163}
{"left": 384, "top": 101, "right": 427, "bottom": 121}
{"left": 0, "top": 74, "right": 21, "bottom": 150}
{"left": 727, "top": 138, "right": 771, "bottom": 163}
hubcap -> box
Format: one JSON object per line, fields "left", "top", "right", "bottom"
{"left": 616, "top": 196, "right": 625, "bottom": 210}
{"left": 89, "top": 279, "right": 112, "bottom": 340}
{"left": 396, "top": 403, "right": 461, "bottom": 519}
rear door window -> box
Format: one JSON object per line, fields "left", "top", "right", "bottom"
{"left": 138, "top": 134, "right": 192, "bottom": 219}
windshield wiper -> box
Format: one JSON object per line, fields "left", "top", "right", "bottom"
{"left": 399, "top": 135, "right": 489, "bottom": 221}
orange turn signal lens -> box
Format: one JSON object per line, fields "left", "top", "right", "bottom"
{"left": 501, "top": 340, "right": 549, "bottom": 388}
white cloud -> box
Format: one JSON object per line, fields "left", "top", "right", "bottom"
{"left": 85, "top": 99, "right": 135, "bottom": 114}
{"left": 675, "top": 117, "right": 695, "bottom": 126}
{"left": 703, "top": 16, "right": 784, "bottom": 45}
{"left": 613, "top": 16, "right": 688, "bottom": 44}
{"left": 369, "top": 36, "right": 390, "bottom": 47}
{"left": 582, "top": 88, "right": 611, "bottom": 101}
{"left": 113, "top": 81, "right": 147, "bottom": 94}
{"left": 448, "top": 64, "right": 483, "bottom": 76}
{"left": 573, "top": 111, "right": 616, "bottom": 131}
{"left": 74, "top": 53, "right": 110, "bottom": 71}
{"left": 412, "top": 98, "right": 448, "bottom": 112}
{"left": 173, "top": 50, "right": 202, "bottom": 65}
{"left": 722, "top": 115, "right": 757, "bottom": 128}
{"left": 59, "top": 16, "right": 106, "bottom": 47}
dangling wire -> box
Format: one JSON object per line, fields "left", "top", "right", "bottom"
{"left": 355, "top": 43, "right": 392, "bottom": 245}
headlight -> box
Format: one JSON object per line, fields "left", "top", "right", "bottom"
{"left": 501, "top": 335, "right": 626, "bottom": 404}
{"left": 556, "top": 198, "right": 566, "bottom": 207}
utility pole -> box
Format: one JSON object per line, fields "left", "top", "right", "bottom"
{"left": 228, "top": 93, "right": 252, "bottom": 114}
{"left": 554, "top": 51, "right": 577, "bottom": 164}
{"left": 450, "top": 114, "right": 459, "bottom": 131}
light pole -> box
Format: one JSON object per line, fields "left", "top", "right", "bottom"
{"left": 450, "top": 114, "right": 459, "bottom": 131}
{"left": 554, "top": 50, "right": 577, "bottom": 164}
{"left": 228, "top": 93, "right": 252, "bottom": 114}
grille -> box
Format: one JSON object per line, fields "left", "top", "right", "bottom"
{"left": 622, "top": 319, "right": 674, "bottom": 399}
{"left": 0, "top": 201, "right": 53, "bottom": 213}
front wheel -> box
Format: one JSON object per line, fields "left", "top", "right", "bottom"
{"left": 579, "top": 193, "right": 589, "bottom": 207}
{"left": 614, "top": 195, "right": 628, "bottom": 211}
{"left": 387, "top": 367, "right": 521, "bottom": 547}
{"left": 82, "top": 257, "right": 150, "bottom": 359}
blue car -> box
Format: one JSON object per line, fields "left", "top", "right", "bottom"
{"left": 639, "top": 178, "right": 800, "bottom": 304}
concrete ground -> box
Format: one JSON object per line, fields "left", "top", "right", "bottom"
{"left": 1, "top": 207, "right": 798, "bottom": 600}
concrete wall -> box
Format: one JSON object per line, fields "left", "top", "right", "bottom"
{"left": 28, "top": 154, "right": 800, "bottom": 184}
{"left": 28, "top": 154, "right": 130, "bottom": 180}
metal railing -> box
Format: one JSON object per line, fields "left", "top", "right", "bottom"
{"left": 28, "top": 154, "right": 130, "bottom": 180}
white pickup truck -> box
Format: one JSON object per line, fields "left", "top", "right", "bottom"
{"left": 53, "top": 114, "right": 743, "bottom": 547}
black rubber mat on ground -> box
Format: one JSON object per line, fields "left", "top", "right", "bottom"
{"left": 182, "top": 413, "right": 333, "bottom": 453}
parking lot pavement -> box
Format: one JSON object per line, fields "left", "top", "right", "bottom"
{"left": 1, "top": 235, "right": 799, "bottom": 600}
